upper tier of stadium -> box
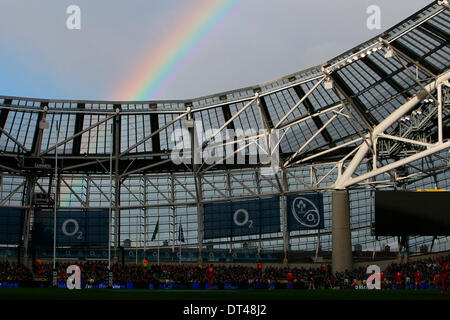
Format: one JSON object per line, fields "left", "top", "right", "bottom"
{"left": 0, "top": 1, "right": 449, "bottom": 176}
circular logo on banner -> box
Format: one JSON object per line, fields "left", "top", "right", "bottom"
{"left": 291, "top": 197, "right": 320, "bottom": 228}
{"left": 62, "top": 219, "right": 79, "bottom": 236}
{"left": 233, "top": 209, "right": 253, "bottom": 229}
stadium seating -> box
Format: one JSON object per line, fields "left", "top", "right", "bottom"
{"left": 0, "top": 254, "right": 447, "bottom": 290}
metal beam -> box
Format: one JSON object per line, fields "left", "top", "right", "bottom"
{"left": 293, "top": 137, "right": 363, "bottom": 164}
{"left": 31, "top": 102, "right": 47, "bottom": 156}
{"left": 0, "top": 126, "right": 31, "bottom": 153}
{"left": 72, "top": 103, "right": 85, "bottom": 155}
{"left": 150, "top": 110, "right": 161, "bottom": 160}
{"left": 202, "top": 96, "right": 257, "bottom": 149}
{"left": 274, "top": 77, "right": 325, "bottom": 128}
{"left": 334, "top": 69, "right": 450, "bottom": 189}
{"left": 420, "top": 21, "right": 450, "bottom": 44}
{"left": 285, "top": 111, "right": 341, "bottom": 167}
{"left": 113, "top": 106, "right": 121, "bottom": 261}
{"left": 378, "top": 133, "right": 434, "bottom": 148}
{"left": 342, "top": 141, "right": 450, "bottom": 188}
{"left": 278, "top": 102, "right": 343, "bottom": 130}
{"left": 119, "top": 112, "right": 187, "bottom": 157}
{"left": 390, "top": 41, "right": 440, "bottom": 76}
{"left": 60, "top": 178, "right": 88, "bottom": 208}
{"left": 292, "top": 85, "right": 334, "bottom": 146}
{"left": 331, "top": 72, "right": 378, "bottom": 128}
{"left": 0, "top": 102, "right": 10, "bottom": 142}
{"left": 361, "top": 56, "right": 411, "bottom": 99}
{"left": 257, "top": 96, "right": 274, "bottom": 129}
{"left": 40, "top": 113, "right": 116, "bottom": 156}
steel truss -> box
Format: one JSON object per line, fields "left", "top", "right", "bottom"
{"left": 0, "top": 1, "right": 449, "bottom": 260}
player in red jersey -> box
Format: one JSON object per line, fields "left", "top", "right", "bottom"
{"left": 286, "top": 272, "right": 294, "bottom": 289}
{"left": 206, "top": 264, "right": 215, "bottom": 289}
{"left": 414, "top": 270, "right": 422, "bottom": 290}
{"left": 433, "top": 273, "right": 440, "bottom": 290}
{"left": 441, "top": 262, "right": 448, "bottom": 292}
{"left": 380, "top": 271, "right": 386, "bottom": 289}
{"left": 395, "top": 270, "right": 402, "bottom": 289}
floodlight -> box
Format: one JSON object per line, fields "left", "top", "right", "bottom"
{"left": 384, "top": 47, "right": 394, "bottom": 58}
{"left": 39, "top": 120, "right": 49, "bottom": 129}
{"left": 185, "top": 119, "right": 195, "bottom": 128}
{"left": 324, "top": 78, "right": 334, "bottom": 90}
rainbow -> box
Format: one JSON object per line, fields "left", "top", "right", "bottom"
{"left": 116, "top": 0, "right": 246, "bottom": 101}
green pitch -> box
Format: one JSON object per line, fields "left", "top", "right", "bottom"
{"left": 0, "top": 288, "right": 449, "bottom": 300}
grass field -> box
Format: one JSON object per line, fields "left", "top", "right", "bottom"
{"left": 0, "top": 288, "right": 449, "bottom": 300}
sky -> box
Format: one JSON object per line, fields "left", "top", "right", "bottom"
{"left": 0, "top": 0, "right": 431, "bottom": 102}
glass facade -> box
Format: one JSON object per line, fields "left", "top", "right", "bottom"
{"left": 0, "top": 2, "right": 448, "bottom": 259}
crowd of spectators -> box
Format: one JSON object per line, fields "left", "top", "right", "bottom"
{"left": 0, "top": 261, "right": 32, "bottom": 282}
{"left": 0, "top": 253, "right": 448, "bottom": 290}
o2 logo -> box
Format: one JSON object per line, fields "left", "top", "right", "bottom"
{"left": 233, "top": 209, "right": 253, "bottom": 229}
{"left": 291, "top": 197, "right": 320, "bottom": 228}
{"left": 62, "top": 219, "right": 83, "bottom": 240}
{"left": 66, "top": 265, "right": 81, "bottom": 290}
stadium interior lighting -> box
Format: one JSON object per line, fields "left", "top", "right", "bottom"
{"left": 185, "top": 119, "right": 195, "bottom": 128}
{"left": 438, "top": 0, "right": 450, "bottom": 7}
{"left": 324, "top": 78, "right": 334, "bottom": 90}
{"left": 384, "top": 47, "right": 394, "bottom": 58}
{"left": 39, "top": 120, "right": 49, "bottom": 129}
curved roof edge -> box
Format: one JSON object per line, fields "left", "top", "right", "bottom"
{"left": 0, "top": 1, "right": 444, "bottom": 108}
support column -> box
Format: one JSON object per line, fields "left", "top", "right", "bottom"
{"left": 196, "top": 174, "right": 203, "bottom": 263}
{"left": 281, "top": 169, "right": 289, "bottom": 265}
{"left": 143, "top": 175, "right": 147, "bottom": 259}
{"left": 113, "top": 107, "right": 121, "bottom": 264}
{"left": 186, "top": 108, "right": 203, "bottom": 263}
{"left": 171, "top": 174, "right": 176, "bottom": 253}
{"left": 332, "top": 190, "right": 352, "bottom": 274}
{"left": 226, "top": 170, "right": 233, "bottom": 254}
{"left": 22, "top": 176, "right": 36, "bottom": 269}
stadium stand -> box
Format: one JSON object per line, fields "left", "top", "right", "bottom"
{"left": 0, "top": 254, "right": 447, "bottom": 290}
{"left": 0, "top": 1, "right": 449, "bottom": 283}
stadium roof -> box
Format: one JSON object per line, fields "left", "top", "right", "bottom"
{"left": 0, "top": 1, "right": 448, "bottom": 181}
